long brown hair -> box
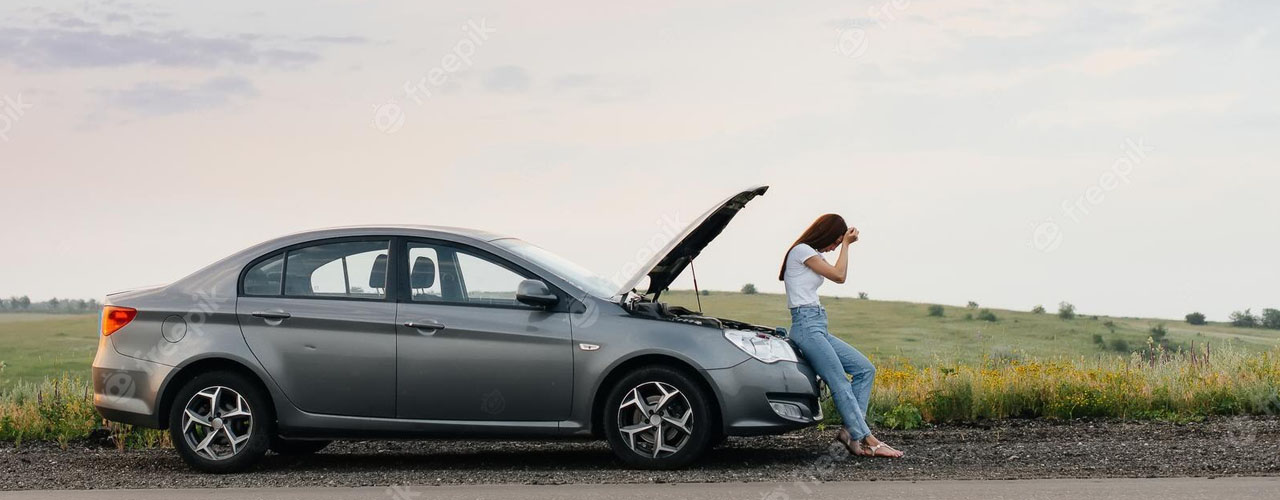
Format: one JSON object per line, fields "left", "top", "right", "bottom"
{"left": 778, "top": 214, "right": 847, "bottom": 280}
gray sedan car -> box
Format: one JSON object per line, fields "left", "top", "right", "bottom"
{"left": 92, "top": 185, "right": 822, "bottom": 472}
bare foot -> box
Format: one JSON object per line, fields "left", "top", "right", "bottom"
{"left": 834, "top": 428, "right": 874, "bottom": 457}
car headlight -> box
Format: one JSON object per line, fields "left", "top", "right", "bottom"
{"left": 723, "top": 329, "right": 798, "bottom": 363}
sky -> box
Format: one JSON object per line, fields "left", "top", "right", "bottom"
{"left": 0, "top": 0, "right": 1276, "bottom": 321}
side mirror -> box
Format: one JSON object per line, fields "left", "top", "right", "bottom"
{"left": 516, "top": 279, "right": 559, "bottom": 308}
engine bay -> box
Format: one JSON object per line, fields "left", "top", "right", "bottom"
{"left": 620, "top": 293, "right": 781, "bottom": 336}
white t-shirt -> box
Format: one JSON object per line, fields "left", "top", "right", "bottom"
{"left": 783, "top": 243, "right": 826, "bottom": 308}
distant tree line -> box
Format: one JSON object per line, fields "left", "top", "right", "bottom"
{"left": 1225, "top": 309, "right": 1280, "bottom": 330}
{"left": 0, "top": 296, "right": 101, "bottom": 313}
{"left": 1178, "top": 309, "right": 1280, "bottom": 330}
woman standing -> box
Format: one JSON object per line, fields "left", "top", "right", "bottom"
{"left": 780, "top": 214, "right": 903, "bottom": 458}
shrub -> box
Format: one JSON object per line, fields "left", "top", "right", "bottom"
{"left": 1263, "top": 309, "right": 1280, "bottom": 330}
{"left": 1230, "top": 309, "right": 1259, "bottom": 328}
{"left": 1149, "top": 323, "right": 1168, "bottom": 342}
{"left": 858, "top": 292, "right": 869, "bottom": 300}
{"left": 1109, "top": 338, "right": 1131, "bottom": 353}
{"left": 927, "top": 305, "right": 945, "bottom": 317}
{"left": 988, "top": 347, "right": 1024, "bottom": 363}
{"left": 1058, "top": 302, "right": 1077, "bottom": 320}
{"left": 877, "top": 403, "right": 924, "bottom": 430}
{"left": 1185, "top": 312, "right": 1207, "bottom": 325}
{"left": 740, "top": 283, "right": 758, "bottom": 295}
{"left": 1092, "top": 333, "right": 1105, "bottom": 346}
{"left": 865, "top": 346, "right": 1280, "bottom": 424}
{"left": 963, "top": 313, "right": 974, "bottom": 321}
{"left": 976, "top": 309, "right": 998, "bottom": 322}
{"left": 699, "top": 289, "right": 710, "bottom": 296}
{"left": 0, "top": 375, "right": 167, "bottom": 448}
{"left": 1103, "top": 320, "right": 1117, "bottom": 333}
{"left": 967, "top": 301, "right": 979, "bottom": 309}
{"left": 1031, "top": 305, "right": 1046, "bottom": 314}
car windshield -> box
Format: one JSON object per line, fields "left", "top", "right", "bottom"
{"left": 492, "top": 238, "right": 618, "bottom": 299}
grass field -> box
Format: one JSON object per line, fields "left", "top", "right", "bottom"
{"left": 2, "top": 293, "right": 1279, "bottom": 391}
{"left": 663, "top": 290, "right": 1280, "bottom": 364}
{"left": 0, "top": 313, "right": 99, "bottom": 391}
{"left": 2, "top": 295, "right": 1279, "bottom": 445}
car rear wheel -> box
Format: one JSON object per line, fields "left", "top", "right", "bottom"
{"left": 603, "top": 366, "right": 714, "bottom": 469}
{"left": 167, "top": 371, "right": 270, "bottom": 473}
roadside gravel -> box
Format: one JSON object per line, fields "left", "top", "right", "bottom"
{"left": 2, "top": 417, "right": 1277, "bottom": 490}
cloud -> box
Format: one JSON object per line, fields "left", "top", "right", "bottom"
{"left": 455, "top": 67, "right": 648, "bottom": 102}
{"left": 482, "top": 65, "right": 532, "bottom": 93}
{"left": 0, "top": 26, "right": 321, "bottom": 70}
{"left": 1013, "top": 93, "right": 1240, "bottom": 129}
{"left": 301, "top": 35, "right": 372, "bottom": 45}
{"left": 104, "top": 12, "right": 132, "bottom": 24}
{"left": 1068, "top": 47, "right": 1165, "bottom": 75}
{"left": 0, "top": 5, "right": 368, "bottom": 71}
{"left": 258, "top": 48, "right": 322, "bottom": 69}
{"left": 100, "top": 75, "right": 258, "bottom": 115}
{"left": 551, "top": 73, "right": 649, "bottom": 102}
{"left": 47, "top": 13, "right": 94, "bottom": 29}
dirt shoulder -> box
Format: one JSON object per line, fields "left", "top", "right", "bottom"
{"left": 2, "top": 417, "right": 1277, "bottom": 490}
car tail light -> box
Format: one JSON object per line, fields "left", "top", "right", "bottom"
{"left": 102, "top": 306, "right": 137, "bottom": 336}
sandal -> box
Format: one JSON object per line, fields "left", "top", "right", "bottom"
{"left": 861, "top": 439, "right": 904, "bottom": 458}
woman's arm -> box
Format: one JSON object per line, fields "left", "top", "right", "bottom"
{"left": 804, "top": 227, "right": 859, "bottom": 284}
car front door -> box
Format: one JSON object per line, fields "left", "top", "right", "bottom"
{"left": 237, "top": 238, "right": 398, "bottom": 417}
{"left": 394, "top": 240, "right": 574, "bottom": 421}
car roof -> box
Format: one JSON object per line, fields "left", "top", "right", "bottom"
{"left": 272, "top": 224, "right": 511, "bottom": 243}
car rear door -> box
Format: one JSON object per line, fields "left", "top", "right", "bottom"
{"left": 394, "top": 239, "right": 574, "bottom": 421}
{"left": 237, "top": 238, "right": 398, "bottom": 417}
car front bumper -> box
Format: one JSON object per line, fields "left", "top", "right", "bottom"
{"left": 705, "top": 358, "right": 823, "bottom": 436}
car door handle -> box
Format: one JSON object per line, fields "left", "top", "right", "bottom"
{"left": 251, "top": 310, "right": 292, "bottom": 320}
{"left": 404, "top": 320, "right": 446, "bottom": 332}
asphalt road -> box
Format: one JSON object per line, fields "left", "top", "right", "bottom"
{"left": 1, "top": 477, "right": 1277, "bottom": 500}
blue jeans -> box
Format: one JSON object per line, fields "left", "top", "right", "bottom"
{"left": 789, "top": 305, "right": 875, "bottom": 440}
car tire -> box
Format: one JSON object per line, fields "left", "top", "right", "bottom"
{"left": 709, "top": 432, "right": 728, "bottom": 449}
{"left": 603, "top": 365, "right": 715, "bottom": 469}
{"left": 270, "top": 437, "right": 331, "bottom": 455}
{"left": 167, "top": 370, "right": 271, "bottom": 473}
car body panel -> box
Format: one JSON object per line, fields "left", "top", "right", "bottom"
{"left": 395, "top": 301, "right": 574, "bottom": 421}
{"left": 238, "top": 297, "right": 398, "bottom": 417}
{"left": 705, "top": 357, "right": 822, "bottom": 435}
{"left": 615, "top": 185, "right": 769, "bottom": 296}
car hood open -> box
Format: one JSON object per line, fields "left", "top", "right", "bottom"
{"left": 615, "top": 185, "right": 769, "bottom": 297}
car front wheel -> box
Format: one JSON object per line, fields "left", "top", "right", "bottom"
{"left": 603, "top": 366, "right": 715, "bottom": 469}
{"left": 167, "top": 371, "right": 271, "bottom": 473}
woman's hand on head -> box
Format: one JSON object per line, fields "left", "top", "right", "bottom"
{"left": 843, "top": 227, "right": 860, "bottom": 245}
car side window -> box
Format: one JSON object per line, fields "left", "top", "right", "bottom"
{"left": 406, "top": 242, "right": 531, "bottom": 307}
{"left": 243, "top": 253, "right": 283, "bottom": 296}
{"left": 282, "top": 240, "right": 390, "bottom": 299}
{"left": 406, "top": 246, "right": 444, "bottom": 301}
{"left": 455, "top": 252, "right": 525, "bottom": 305}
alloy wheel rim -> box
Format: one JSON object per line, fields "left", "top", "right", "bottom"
{"left": 616, "top": 381, "right": 694, "bottom": 459}
{"left": 181, "top": 386, "right": 253, "bottom": 461}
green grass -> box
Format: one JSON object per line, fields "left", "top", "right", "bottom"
{"left": 0, "top": 314, "right": 99, "bottom": 391}
{"left": 664, "top": 291, "right": 1280, "bottom": 364}
{"left": 2, "top": 296, "right": 1279, "bottom": 446}
{"left": 0, "top": 374, "right": 167, "bottom": 448}
{"left": 3, "top": 294, "right": 1278, "bottom": 392}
